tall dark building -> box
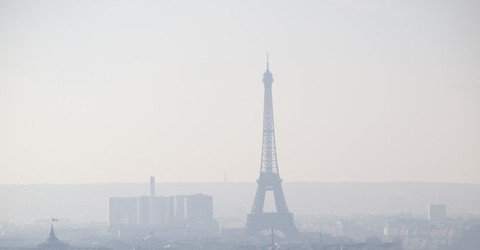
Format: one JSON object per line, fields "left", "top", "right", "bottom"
{"left": 246, "top": 56, "right": 298, "bottom": 237}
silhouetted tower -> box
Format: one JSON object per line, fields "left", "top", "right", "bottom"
{"left": 246, "top": 55, "right": 298, "bottom": 237}
{"left": 37, "top": 219, "right": 69, "bottom": 249}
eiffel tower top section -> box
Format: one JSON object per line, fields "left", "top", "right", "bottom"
{"left": 263, "top": 53, "right": 273, "bottom": 88}
{"left": 260, "top": 54, "right": 279, "bottom": 175}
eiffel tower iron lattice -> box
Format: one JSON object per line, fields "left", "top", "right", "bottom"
{"left": 246, "top": 55, "right": 299, "bottom": 237}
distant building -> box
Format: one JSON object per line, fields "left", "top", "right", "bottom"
{"left": 37, "top": 225, "right": 69, "bottom": 250}
{"left": 108, "top": 197, "right": 122, "bottom": 226}
{"left": 175, "top": 195, "right": 186, "bottom": 220}
{"left": 109, "top": 194, "right": 214, "bottom": 228}
{"left": 167, "top": 195, "right": 175, "bottom": 224}
{"left": 108, "top": 177, "right": 216, "bottom": 233}
{"left": 138, "top": 196, "right": 151, "bottom": 225}
{"left": 124, "top": 197, "right": 138, "bottom": 224}
{"left": 171, "top": 195, "right": 187, "bottom": 226}
{"left": 108, "top": 197, "right": 138, "bottom": 226}
{"left": 428, "top": 204, "right": 446, "bottom": 220}
{"left": 151, "top": 196, "right": 168, "bottom": 225}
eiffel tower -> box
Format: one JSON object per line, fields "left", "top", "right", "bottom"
{"left": 246, "top": 55, "right": 299, "bottom": 237}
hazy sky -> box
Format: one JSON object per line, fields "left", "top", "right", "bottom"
{"left": 1, "top": 0, "right": 479, "bottom": 184}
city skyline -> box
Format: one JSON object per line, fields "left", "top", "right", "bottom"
{"left": 1, "top": 1, "right": 480, "bottom": 249}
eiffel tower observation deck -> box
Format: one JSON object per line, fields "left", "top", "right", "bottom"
{"left": 246, "top": 55, "right": 299, "bottom": 237}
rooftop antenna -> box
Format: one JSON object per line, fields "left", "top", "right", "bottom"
{"left": 435, "top": 192, "right": 438, "bottom": 205}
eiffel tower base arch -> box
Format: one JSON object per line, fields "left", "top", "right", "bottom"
{"left": 246, "top": 212, "right": 299, "bottom": 238}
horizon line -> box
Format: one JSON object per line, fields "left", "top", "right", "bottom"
{"left": 1, "top": 180, "right": 479, "bottom": 186}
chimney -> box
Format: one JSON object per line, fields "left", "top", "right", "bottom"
{"left": 150, "top": 176, "right": 155, "bottom": 197}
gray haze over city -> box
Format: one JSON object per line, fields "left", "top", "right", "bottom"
{"left": 0, "top": 0, "right": 479, "bottom": 249}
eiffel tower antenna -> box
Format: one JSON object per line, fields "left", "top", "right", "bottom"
{"left": 246, "top": 56, "right": 298, "bottom": 237}
{"left": 266, "top": 53, "right": 269, "bottom": 70}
